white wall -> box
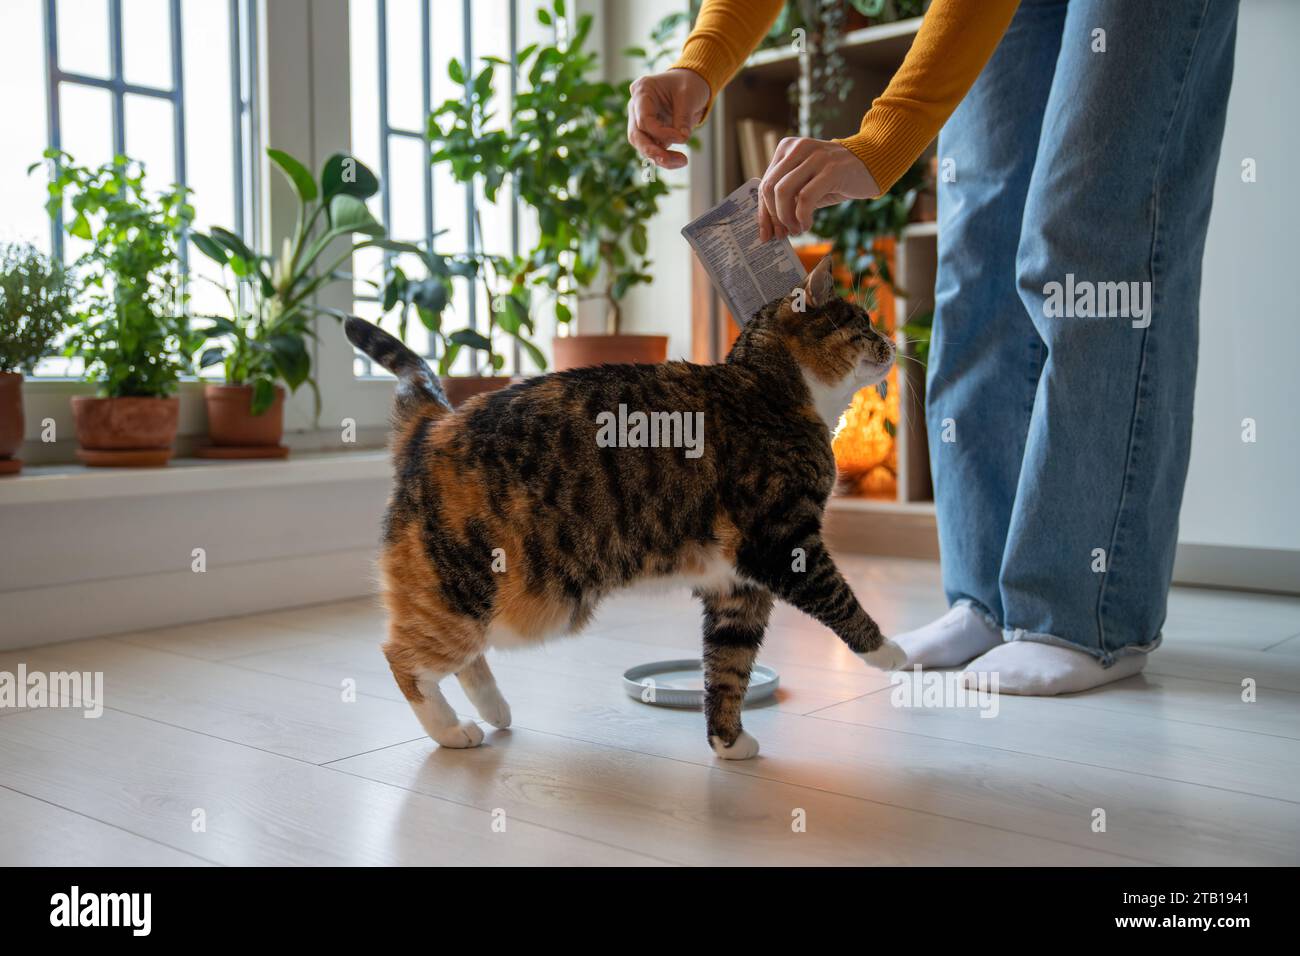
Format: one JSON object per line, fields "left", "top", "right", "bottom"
{"left": 603, "top": 0, "right": 695, "bottom": 359}
{"left": 1180, "top": 0, "right": 1300, "bottom": 554}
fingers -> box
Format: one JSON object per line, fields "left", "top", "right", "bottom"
{"left": 757, "top": 201, "right": 775, "bottom": 244}
{"left": 758, "top": 138, "right": 806, "bottom": 241}
{"left": 793, "top": 168, "right": 838, "bottom": 234}
{"left": 629, "top": 122, "right": 686, "bottom": 168}
{"left": 628, "top": 79, "right": 690, "bottom": 169}
{"left": 757, "top": 139, "right": 871, "bottom": 239}
{"left": 759, "top": 138, "right": 823, "bottom": 240}
{"left": 774, "top": 162, "right": 819, "bottom": 235}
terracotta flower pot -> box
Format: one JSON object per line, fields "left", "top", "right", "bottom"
{"left": 552, "top": 334, "right": 669, "bottom": 371}
{"left": 204, "top": 384, "right": 286, "bottom": 447}
{"left": 441, "top": 376, "right": 516, "bottom": 408}
{"left": 71, "top": 395, "right": 180, "bottom": 467}
{"left": 0, "top": 372, "right": 24, "bottom": 475}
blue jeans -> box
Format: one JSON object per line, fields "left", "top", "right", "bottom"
{"left": 928, "top": 0, "right": 1239, "bottom": 664}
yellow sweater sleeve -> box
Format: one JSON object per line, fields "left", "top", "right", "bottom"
{"left": 671, "top": 0, "right": 786, "bottom": 117}
{"left": 672, "top": 0, "right": 1021, "bottom": 195}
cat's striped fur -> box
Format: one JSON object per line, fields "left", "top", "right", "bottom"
{"left": 345, "top": 256, "right": 904, "bottom": 759}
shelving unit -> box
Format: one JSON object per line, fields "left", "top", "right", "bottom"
{"left": 691, "top": 15, "right": 939, "bottom": 540}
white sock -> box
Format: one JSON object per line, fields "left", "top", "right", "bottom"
{"left": 961, "top": 641, "right": 1146, "bottom": 696}
{"left": 892, "top": 603, "right": 1002, "bottom": 668}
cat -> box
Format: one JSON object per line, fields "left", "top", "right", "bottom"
{"left": 344, "top": 255, "right": 905, "bottom": 761}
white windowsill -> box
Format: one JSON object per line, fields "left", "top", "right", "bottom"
{"left": 0, "top": 449, "right": 391, "bottom": 506}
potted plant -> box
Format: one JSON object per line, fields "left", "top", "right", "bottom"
{"left": 191, "top": 149, "right": 388, "bottom": 456}
{"left": 429, "top": 0, "right": 671, "bottom": 370}
{"left": 40, "top": 152, "right": 201, "bottom": 467}
{"left": 375, "top": 243, "right": 544, "bottom": 406}
{"left": 0, "top": 242, "right": 75, "bottom": 474}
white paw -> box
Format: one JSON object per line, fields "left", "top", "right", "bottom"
{"left": 710, "top": 730, "right": 760, "bottom": 760}
{"left": 477, "top": 696, "right": 512, "bottom": 730}
{"left": 858, "top": 638, "right": 907, "bottom": 672}
{"left": 433, "top": 719, "right": 485, "bottom": 749}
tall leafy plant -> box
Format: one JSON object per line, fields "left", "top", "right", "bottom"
{"left": 376, "top": 244, "right": 544, "bottom": 376}
{"left": 38, "top": 151, "right": 199, "bottom": 397}
{"left": 428, "top": 0, "right": 669, "bottom": 336}
{"left": 0, "top": 242, "right": 74, "bottom": 374}
{"left": 191, "top": 149, "right": 391, "bottom": 413}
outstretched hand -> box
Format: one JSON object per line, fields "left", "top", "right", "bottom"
{"left": 627, "top": 69, "right": 710, "bottom": 170}
{"left": 757, "top": 137, "right": 879, "bottom": 241}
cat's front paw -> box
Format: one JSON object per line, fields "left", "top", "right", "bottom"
{"left": 857, "top": 638, "right": 906, "bottom": 672}
{"left": 710, "top": 730, "right": 760, "bottom": 760}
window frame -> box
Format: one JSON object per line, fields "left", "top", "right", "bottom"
{"left": 18, "top": 0, "right": 591, "bottom": 463}
{"left": 19, "top": 0, "right": 266, "bottom": 463}
{"left": 40, "top": 0, "right": 262, "bottom": 260}
{"left": 353, "top": 0, "right": 524, "bottom": 376}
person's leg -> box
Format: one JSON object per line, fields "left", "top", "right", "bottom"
{"left": 964, "top": 0, "right": 1241, "bottom": 694}
{"left": 898, "top": 0, "right": 1066, "bottom": 666}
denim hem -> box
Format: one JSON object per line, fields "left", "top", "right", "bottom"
{"left": 1003, "top": 626, "right": 1163, "bottom": 668}
{"left": 952, "top": 597, "right": 1004, "bottom": 634}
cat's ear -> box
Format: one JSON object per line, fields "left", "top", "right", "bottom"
{"left": 802, "top": 255, "right": 834, "bottom": 309}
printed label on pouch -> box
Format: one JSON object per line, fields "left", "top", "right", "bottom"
{"left": 681, "top": 178, "right": 806, "bottom": 326}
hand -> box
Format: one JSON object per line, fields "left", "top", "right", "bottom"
{"left": 757, "top": 137, "right": 879, "bottom": 241}
{"left": 627, "top": 69, "right": 710, "bottom": 170}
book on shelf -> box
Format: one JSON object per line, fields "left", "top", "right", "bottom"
{"left": 736, "top": 118, "right": 788, "bottom": 182}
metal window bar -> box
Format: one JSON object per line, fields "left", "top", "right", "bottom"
{"left": 41, "top": 0, "right": 257, "bottom": 259}
{"left": 357, "top": 0, "right": 521, "bottom": 377}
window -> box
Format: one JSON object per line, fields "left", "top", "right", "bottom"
{"left": 0, "top": 0, "right": 259, "bottom": 376}
{"left": 349, "top": 0, "right": 538, "bottom": 377}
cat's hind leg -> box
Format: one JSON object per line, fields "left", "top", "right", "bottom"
{"left": 455, "top": 655, "right": 512, "bottom": 729}
{"left": 699, "top": 583, "right": 773, "bottom": 760}
{"left": 384, "top": 617, "right": 487, "bottom": 749}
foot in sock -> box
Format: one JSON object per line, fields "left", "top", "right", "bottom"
{"left": 961, "top": 641, "right": 1146, "bottom": 696}
{"left": 892, "top": 603, "right": 1002, "bottom": 668}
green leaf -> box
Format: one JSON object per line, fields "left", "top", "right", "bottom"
{"left": 448, "top": 58, "right": 465, "bottom": 84}
{"left": 416, "top": 305, "right": 442, "bottom": 334}
{"left": 631, "top": 223, "right": 647, "bottom": 256}
{"left": 267, "top": 148, "right": 317, "bottom": 202}
{"left": 366, "top": 238, "right": 427, "bottom": 257}
{"left": 504, "top": 294, "right": 533, "bottom": 334}
{"left": 198, "top": 316, "right": 240, "bottom": 338}
{"left": 554, "top": 301, "right": 572, "bottom": 325}
{"left": 407, "top": 278, "right": 448, "bottom": 315}
{"left": 474, "top": 66, "right": 493, "bottom": 100}
{"left": 251, "top": 376, "right": 277, "bottom": 415}
{"left": 191, "top": 232, "right": 229, "bottom": 266}
{"left": 518, "top": 338, "right": 547, "bottom": 372}
{"left": 320, "top": 153, "right": 379, "bottom": 201}
{"left": 267, "top": 334, "right": 311, "bottom": 389}
{"left": 327, "top": 194, "right": 384, "bottom": 236}
{"left": 437, "top": 343, "right": 460, "bottom": 376}
{"left": 448, "top": 328, "right": 492, "bottom": 351}
{"left": 198, "top": 346, "right": 225, "bottom": 369}
{"left": 537, "top": 7, "right": 552, "bottom": 25}
{"left": 209, "top": 227, "right": 257, "bottom": 266}
{"left": 381, "top": 270, "right": 405, "bottom": 312}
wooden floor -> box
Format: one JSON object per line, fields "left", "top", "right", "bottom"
{"left": 2, "top": 554, "right": 1298, "bottom": 866}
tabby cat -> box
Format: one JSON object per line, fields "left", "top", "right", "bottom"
{"left": 345, "top": 255, "right": 904, "bottom": 760}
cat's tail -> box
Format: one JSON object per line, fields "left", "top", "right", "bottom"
{"left": 344, "top": 316, "right": 451, "bottom": 418}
